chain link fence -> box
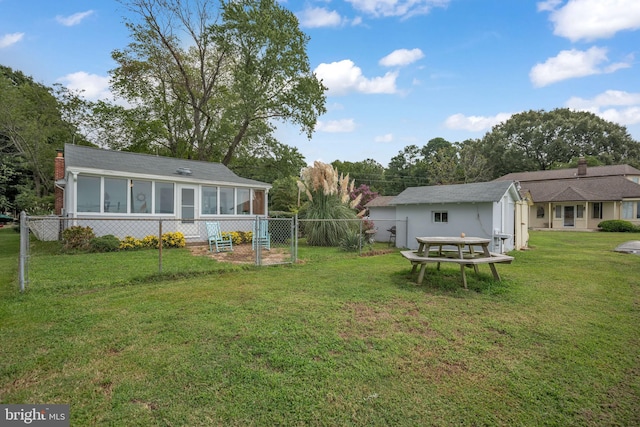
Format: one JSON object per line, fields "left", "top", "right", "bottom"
{"left": 18, "top": 213, "right": 405, "bottom": 292}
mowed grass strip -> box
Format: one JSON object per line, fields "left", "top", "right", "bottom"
{"left": 1, "top": 229, "right": 638, "bottom": 426}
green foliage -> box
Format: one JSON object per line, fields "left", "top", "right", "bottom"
{"left": 89, "top": 235, "right": 121, "bottom": 252}
{"left": 269, "top": 176, "right": 303, "bottom": 212}
{"left": 61, "top": 226, "right": 96, "bottom": 251}
{"left": 106, "top": 0, "right": 326, "bottom": 166}
{"left": 480, "top": 108, "right": 640, "bottom": 178}
{"left": 13, "top": 185, "right": 54, "bottom": 215}
{"left": 598, "top": 220, "right": 639, "bottom": 232}
{"left": 339, "top": 230, "right": 366, "bottom": 252}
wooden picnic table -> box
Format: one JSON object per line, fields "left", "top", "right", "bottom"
{"left": 401, "top": 236, "right": 514, "bottom": 289}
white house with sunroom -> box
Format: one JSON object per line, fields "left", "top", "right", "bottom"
{"left": 53, "top": 143, "right": 271, "bottom": 241}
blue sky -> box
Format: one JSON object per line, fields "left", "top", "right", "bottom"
{"left": 1, "top": 0, "right": 639, "bottom": 167}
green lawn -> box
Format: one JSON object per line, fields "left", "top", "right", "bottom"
{"left": 1, "top": 228, "right": 638, "bottom": 426}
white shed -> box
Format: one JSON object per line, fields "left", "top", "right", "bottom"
{"left": 390, "top": 181, "right": 524, "bottom": 253}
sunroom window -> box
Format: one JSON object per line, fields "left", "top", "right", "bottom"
{"left": 155, "top": 182, "right": 174, "bottom": 214}
{"left": 104, "top": 178, "right": 127, "bottom": 213}
{"left": 77, "top": 175, "right": 100, "bottom": 212}
{"left": 131, "top": 180, "right": 152, "bottom": 213}
{"left": 201, "top": 186, "right": 218, "bottom": 215}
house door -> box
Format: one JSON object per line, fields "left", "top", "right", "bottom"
{"left": 563, "top": 206, "right": 575, "bottom": 227}
{"left": 178, "top": 186, "right": 198, "bottom": 237}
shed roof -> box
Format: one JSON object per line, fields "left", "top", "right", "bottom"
{"left": 64, "top": 143, "right": 270, "bottom": 188}
{"left": 392, "top": 181, "right": 519, "bottom": 205}
{"left": 364, "top": 195, "right": 396, "bottom": 208}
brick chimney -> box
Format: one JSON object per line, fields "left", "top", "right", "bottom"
{"left": 577, "top": 157, "right": 587, "bottom": 176}
{"left": 54, "top": 149, "right": 65, "bottom": 215}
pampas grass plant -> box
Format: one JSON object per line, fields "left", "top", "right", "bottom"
{"left": 298, "top": 162, "right": 362, "bottom": 246}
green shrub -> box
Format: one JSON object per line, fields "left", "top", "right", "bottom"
{"left": 90, "top": 235, "right": 121, "bottom": 252}
{"left": 598, "top": 220, "right": 638, "bottom": 232}
{"left": 62, "top": 226, "right": 95, "bottom": 251}
{"left": 339, "top": 231, "right": 366, "bottom": 252}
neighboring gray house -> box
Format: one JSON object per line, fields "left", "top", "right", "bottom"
{"left": 364, "top": 196, "right": 397, "bottom": 244}
{"left": 53, "top": 143, "right": 271, "bottom": 241}
{"left": 367, "top": 181, "right": 526, "bottom": 253}
{"left": 495, "top": 160, "right": 640, "bottom": 230}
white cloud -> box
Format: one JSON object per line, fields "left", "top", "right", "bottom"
{"left": 0, "top": 32, "right": 24, "bottom": 48}
{"left": 346, "top": 0, "right": 450, "bottom": 18}
{"left": 566, "top": 90, "right": 640, "bottom": 125}
{"left": 537, "top": 0, "right": 563, "bottom": 12}
{"left": 316, "top": 119, "right": 356, "bottom": 133}
{"left": 374, "top": 133, "right": 394, "bottom": 142}
{"left": 58, "top": 72, "right": 111, "bottom": 101}
{"left": 529, "top": 46, "right": 630, "bottom": 87}
{"left": 379, "top": 48, "right": 424, "bottom": 67}
{"left": 56, "top": 10, "right": 95, "bottom": 27}
{"left": 314, "top": 59, "right": 398, "bottom": 95}
{"left": 542, "top": 0, "right": 640, "bottom": 41}
{"left": 297, "top": 7, "right": 343, "bottom": 28}
{"left": 444, "top": 112, "right": 513, "bottom": 132}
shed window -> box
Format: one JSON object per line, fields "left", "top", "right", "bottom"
{"left": 433, "top": 211, "right": 448, "bottom": 223}
{"left": 104, "top": 178, "right": 127, "bottom": 213}
{"left": 77, "top": 175, "right": 101, "bottom": 212}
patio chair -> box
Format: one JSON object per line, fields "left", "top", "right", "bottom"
{"left": 206, "top": 221, "right": 233, "bottom": 252}
{"left": 252, "top": 218, "right": 271, "bottom": 251}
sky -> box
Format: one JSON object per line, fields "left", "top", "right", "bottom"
{"left": 1, "top": 0, "right": 640, "bottom": 167}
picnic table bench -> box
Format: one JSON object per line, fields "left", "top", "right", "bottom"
{"left": 401, "top": 236, "right": 514, "bottom": 289}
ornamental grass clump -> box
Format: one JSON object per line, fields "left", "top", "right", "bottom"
{"left": 298, "top": 161, "right": 362, "bottom": 246}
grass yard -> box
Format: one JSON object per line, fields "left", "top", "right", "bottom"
{"left": 1, "top": 228, "right": 639, "bottom": 426}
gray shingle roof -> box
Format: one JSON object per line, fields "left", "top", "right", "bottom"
{"left": 364, "top": 195, "right": 396, "bottom": 207}
{"left": 64, "top": 144, "right": 270, "bottom": 188}
{"left": 496, "top": 164, "right": 640, "bottom": 182}
{"left": 392, "top": 181, "right": 518, "bottom": 205}
{"left": 520, "top": 176, "right": 640, "bottom": 202}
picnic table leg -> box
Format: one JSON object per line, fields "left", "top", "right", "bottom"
{"left": 417, "top": 263, "right": 427, "bottom": 285}
{"left": 488, "top": 264, "right": 501, "bottom": 281}
{"left": 460, "top": 264, "right": 467, "bottom": 289}
{"left": 469, "top": 245, "right": 479, "bottom": 274}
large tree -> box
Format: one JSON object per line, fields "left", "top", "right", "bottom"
{"left": 0, "top": 66, "right": 83, "bottom": 201}
{"left": 105, "top": 0, "right": 326, "bottom": 165}
{"left": 330, "top": 159, "right": 386, "bottom": 192}
{"left": 480, "top": 109, "right": 640, "bottom": 178}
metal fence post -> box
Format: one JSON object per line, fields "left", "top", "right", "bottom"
{"left": 19, "top": 211, "right": 27, "bottom": 292}
{"left": 158, "top": 219, "right": 163, "bottom": 273}
{"left": 358, "top": 219, "right": 363, "bottom": 255}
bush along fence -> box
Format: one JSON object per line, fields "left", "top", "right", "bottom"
{"left": 17, "top": 213, "right": 404, "bottom": 292}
